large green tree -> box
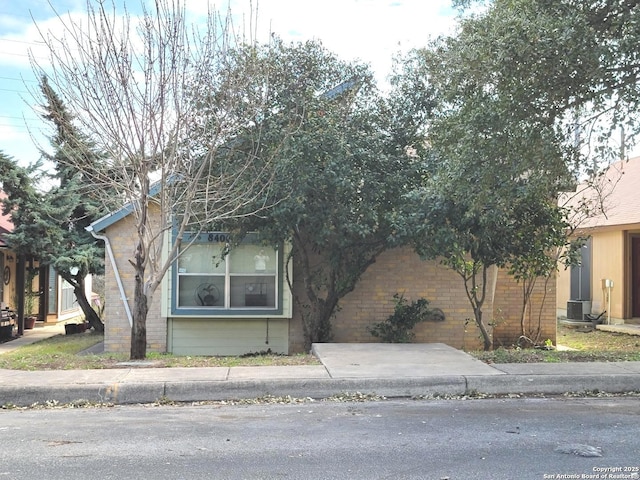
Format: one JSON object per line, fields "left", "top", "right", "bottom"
{"left": 38, "top": 76, "right": 107, "bottom": 331}
{"left": 395, "top": 10, "right": 567, "bottom": 349}
{"left": 0, "top": 158, "right": 51, "bottom": 259}
{"left": 402, "top": 0, "right": 640, "bottom": 349}
{"left": 449, "top": 0, "right": 640, "bottom": 160}
{"left": 222, "top": 40, "right": 427, "bottom": 350}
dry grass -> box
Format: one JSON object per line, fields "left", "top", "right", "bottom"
{"left": 0, "top": 331, "right": 319, "bottom": 370}
{"left": 557, "top": 323, "right": 640, "bottom": 351}
{"left": 472, "top": 323, "right": 640, "bottom": 364}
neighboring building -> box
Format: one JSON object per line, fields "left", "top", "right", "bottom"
{"left": 0, "top": 190, "right": 12, "bottom": 311}
{"left": 557, "top": 155, "right": 640, "bottom": 324}
{"left": 88, "top": 204, "right": 557, "bottom": 355}
{"left": 0, "top": 190, "right": 89, "bottom": 325}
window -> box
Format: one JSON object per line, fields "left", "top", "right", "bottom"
{"left": 60, "top": 278, "right": 76, "bottom": 312}
{"left": 47, "top": 266, "right": 58, "bottom": 315}
{"left": 173, "top": 233, "right": 280, "bottom": 314}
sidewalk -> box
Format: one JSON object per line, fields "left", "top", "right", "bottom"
{"left": 1, "top": 323, "right": 640, "bottom": 406}
{"left": 0, "top": 322, "right": 67, "bottom": 354}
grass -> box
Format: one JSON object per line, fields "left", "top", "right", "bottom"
{"left": 0, "top": 331, "right": 319, "bottom": 370}
{"left": 472, "top": 323, "right": 640, "bottom": 364}
{"left": 0, "top": 323, "right": 639, "bottom": 369}
{"left": 0, "top": 332, "right": 118, "bottom": 370}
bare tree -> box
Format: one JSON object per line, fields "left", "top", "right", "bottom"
{"left": 32, "top": 0, "right": 282, "bottom": 359}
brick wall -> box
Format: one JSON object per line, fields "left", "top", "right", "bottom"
{"left": 288, "top": 248, "right": 494, "bottom": 352}
{"left": 288, "top": 247, "right": 557, "bottom": 352}
{"left": 103, "top": 212, "right": 166, "bottom": 354}
{"left": 492, "top": 269, "right": 557, "bottom": 347}
{"left": 100, "top": 212, "right": 556, "bottom": 354}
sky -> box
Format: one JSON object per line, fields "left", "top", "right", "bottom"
{"left": 0, "top": 0, "right": 458, "bottom": 167}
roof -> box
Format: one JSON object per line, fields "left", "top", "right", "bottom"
{"left": 0, "top": 190, "right": 13, "bottom": 248}
{"left": 87, "top": 202, "right": 137, "bottom": 234}
{"left": 566, "top": 155, "right": 640, "bottom": 230}
{"left": 321, "top": 78, "right": 359, "bottom": 100}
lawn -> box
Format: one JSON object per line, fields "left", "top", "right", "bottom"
{"left": 0, "top": 323, "right": 638, "bottom": 370}
{"left": 472, "top": 323, "right": 640, "bottom": 363}
{"left": 0, "top": 330, "right": 319, "bottom": 370}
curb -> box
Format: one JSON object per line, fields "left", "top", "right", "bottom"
{"left": 2, "top": 375, "right": 639, "bottom": 407}
{"left": 465, "top": 373, "right": 640, "bottom": 395}
{"left": 163, "top": 376, "right": 469, "bottom": 403}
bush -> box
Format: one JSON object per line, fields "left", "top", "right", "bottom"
{"left": 367, "top": 293, "right": 444, "bottom": 343}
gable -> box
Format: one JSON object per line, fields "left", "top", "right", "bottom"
{"left": 565, "top": 155, "right": 640, "bottom": 230}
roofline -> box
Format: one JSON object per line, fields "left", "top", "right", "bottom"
{"left": 87, "top": 202, "right": 136, "bottom": 233}
{"left": 321, "top": 78, "right": 359, "bottom": 100}
{"left": 575, "top": 221, "right": 640, "bottom": 235}
{"left": 87, "top": 181, "right": 163, "bottom": 233}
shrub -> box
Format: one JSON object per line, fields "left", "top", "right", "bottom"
{"left": 367, "top": 293, "right": 444, "bottom": 343}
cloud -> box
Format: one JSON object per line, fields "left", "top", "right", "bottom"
{"left": 257, "top": 0, "right": 455, "bottom": 82}
{"left": 184, "top": 0, "right": 456, "bottom": 79}
{"left": 0, "top": 0, "right": 458, "bottom": 164}
{"left": 0, "top": 12, "right": 75, "bottom": 69}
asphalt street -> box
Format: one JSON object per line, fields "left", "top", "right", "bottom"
{"left": 0, "top": 397, "right": 638, "bottom": 479}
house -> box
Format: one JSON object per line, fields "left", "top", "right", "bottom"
{"left": 557, "top": 155, "right": 640, "bottom": 325}
{"left": 0, "top": 190, "right": 90, "bottom": 329}
{"left": 88, "top": 202, "right": 557, "bottom": 355}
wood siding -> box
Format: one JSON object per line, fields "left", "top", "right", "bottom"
{"left": 168, "top": 318, "right": 289, "bottom": 355}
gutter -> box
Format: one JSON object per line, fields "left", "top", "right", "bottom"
{"left": 87, "top": 226, "right": 133, "bottom": 328}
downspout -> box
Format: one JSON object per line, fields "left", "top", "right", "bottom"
{"left": 87, "top": 226, "right": 133, "bottom": 328}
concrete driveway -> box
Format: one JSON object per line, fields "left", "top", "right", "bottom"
{"left": 312, "top": 342, "right": 503, "bottom": 378}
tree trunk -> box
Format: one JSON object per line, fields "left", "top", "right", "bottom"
{"left": 519, "top": 278, "right": 540, "bottom": 346}
{"left": 519, "top": 288, "right": 533, "bottom": 346}
{"left": 130, "top": 262, "right": 148, "bottom": 360}
{"left": 463, "top": 263, "right": 492, "bottom": 351}
{"left": 301, "top": 298, "right": 335, "bottom": 351}
{"left": 130, "top": 183, "right": 150, "bottom": 360}
{"left": 473, "top": 307, "right": 492, "bottom": 351}
{"left": 72, "top": 275, "right": 104, "bottom": 333}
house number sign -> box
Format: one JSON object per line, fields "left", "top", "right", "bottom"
{"left": 207, "top": 233, "right": 230, "bottom": 243}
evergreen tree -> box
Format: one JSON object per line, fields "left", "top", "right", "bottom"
{"left": 38, "top": 76, "right": 106, "bottom": 332}
{"left": 0, "top": 78, "right": 106, "bottom": 332}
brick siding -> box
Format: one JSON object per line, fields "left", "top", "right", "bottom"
{"left": 103, "top": 213, "right": 166, "bottom": 354}
{"left": 492, "top": 268, "right": 557, "bottom": 347}
{"left": 289, "top": 247, "right": 557, "bottom": 352}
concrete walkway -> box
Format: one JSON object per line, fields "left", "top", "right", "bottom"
{"left": 311, "top": 342, "right": 502, "bottom": 377}
{"left": 1, "top": 323, "right": 640, "bottom": 406}
{"left": 0, "top": 322, "right": 66, "bottom": 354}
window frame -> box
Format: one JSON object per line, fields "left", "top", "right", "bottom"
{"left": 60, "top": 277, "right": 76, "bottom": 313}
{"left": 170, "top": 232, "right": 284, "bottom": 317}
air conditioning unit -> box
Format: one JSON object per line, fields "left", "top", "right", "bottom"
{"left": 567, "top": 300, "right": 592, "bottom": 320}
